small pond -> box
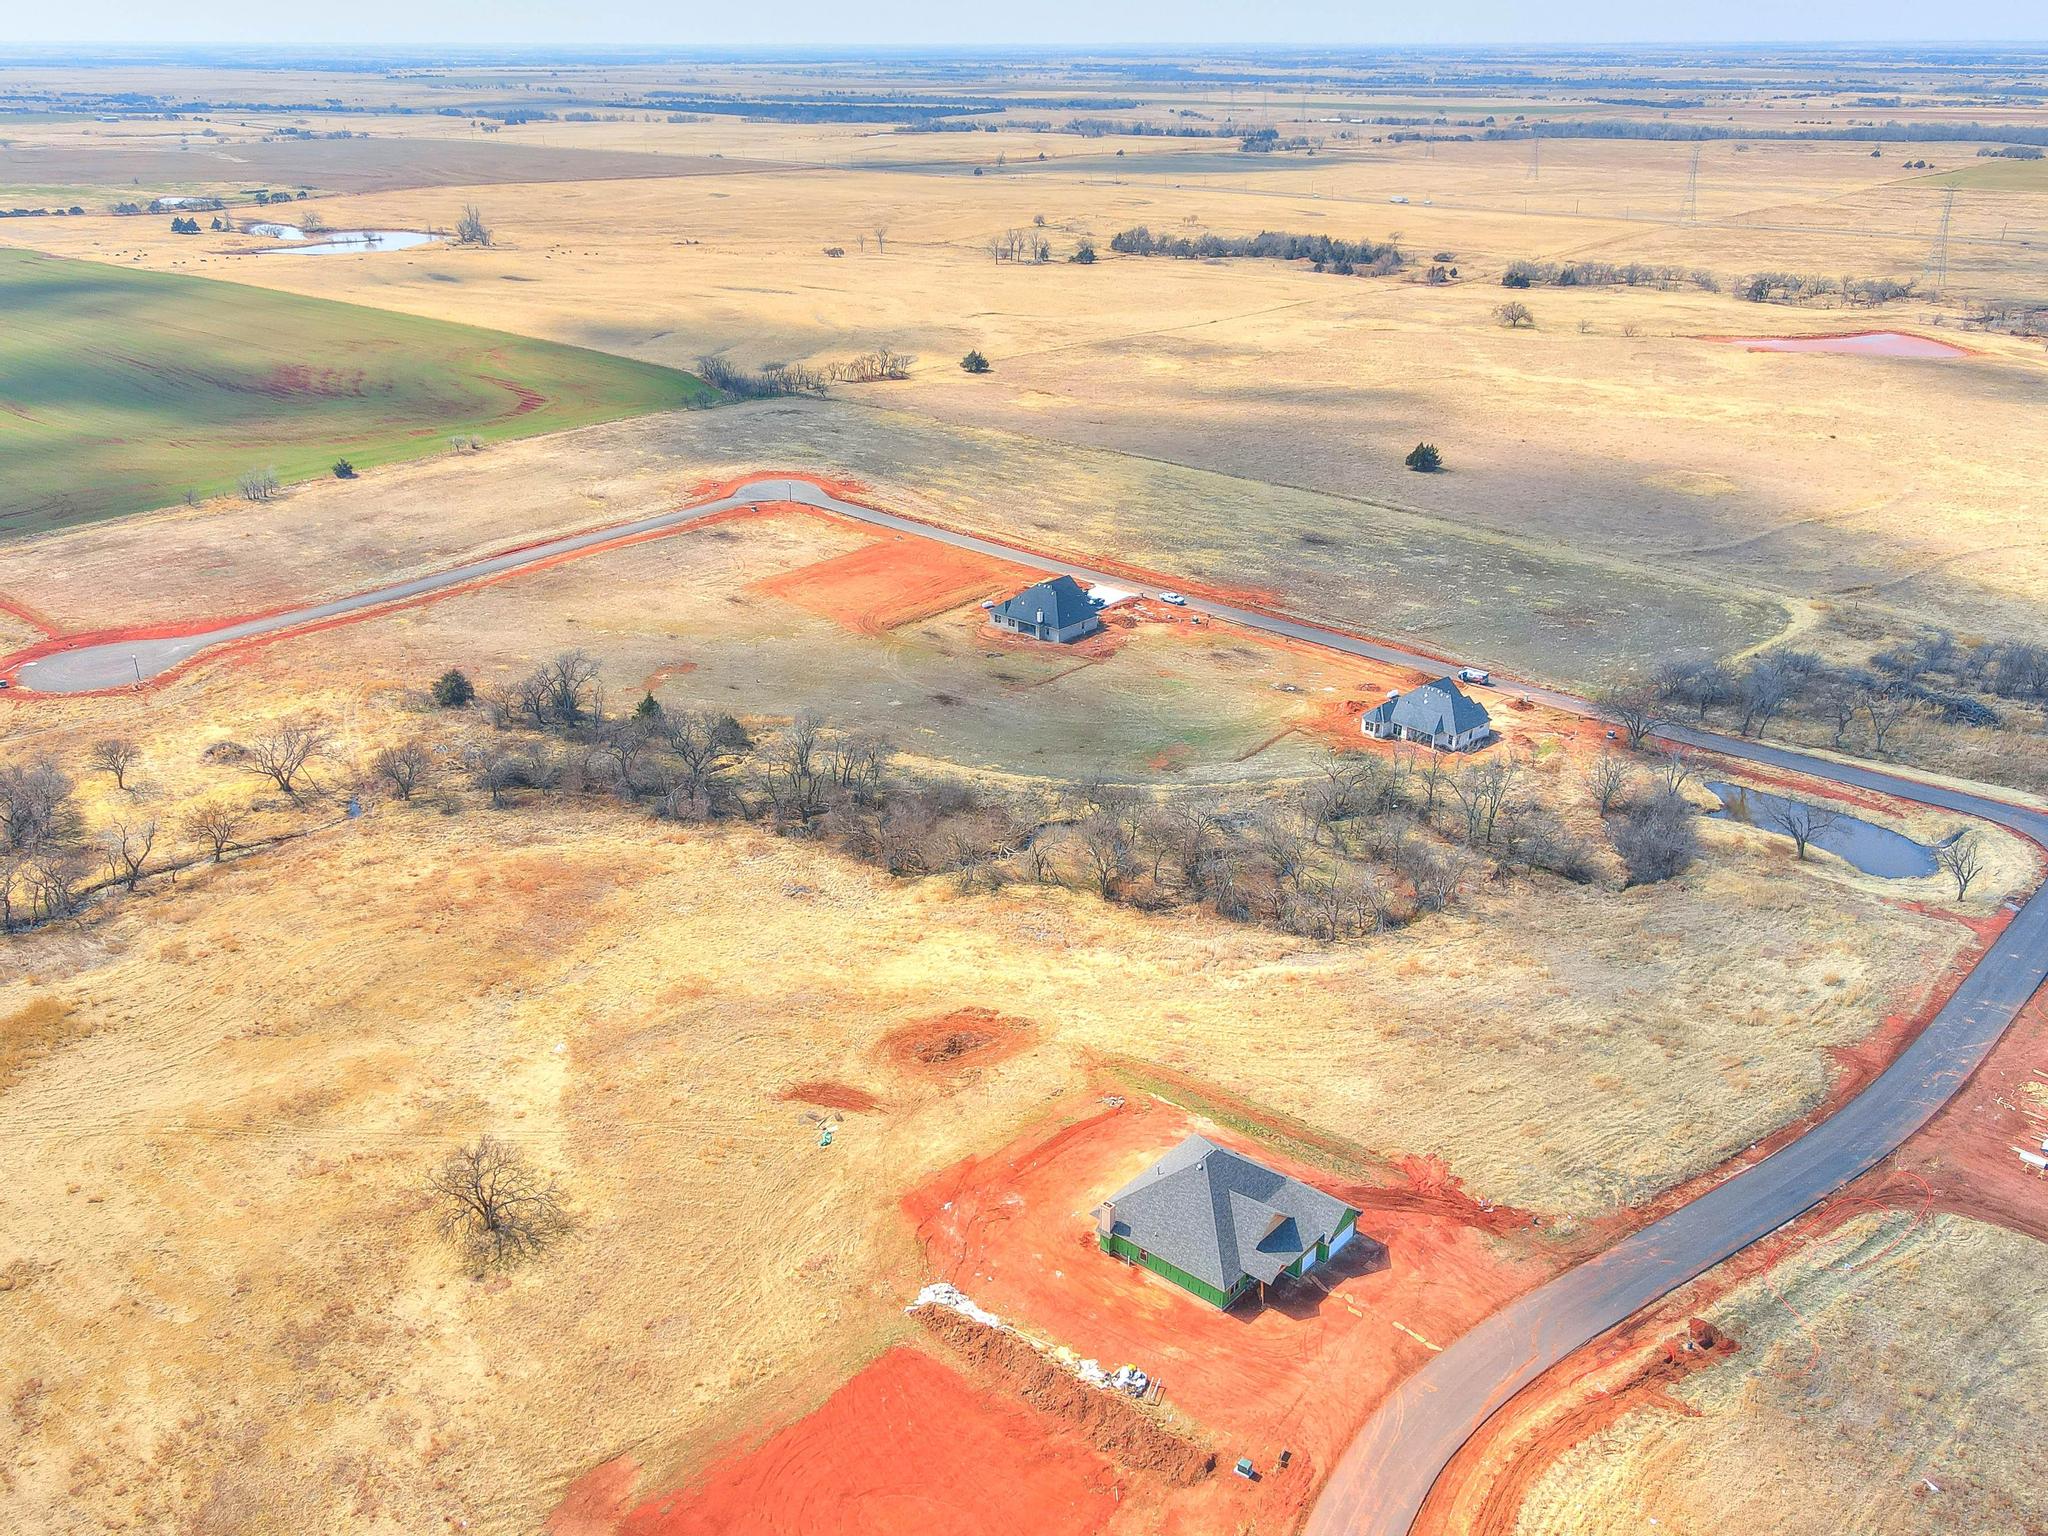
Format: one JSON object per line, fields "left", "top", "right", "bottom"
{"left": 1715, "top": 331, "right": 1968, "bottom": 360}
{"left": 245, "top": 223, "right": 441, "bottom": 256}
{"left": 1708, "top": 781, "right": 1944, "bottom": 879}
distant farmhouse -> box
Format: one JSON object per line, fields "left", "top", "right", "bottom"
{"left": 989, "top": 574, "right": 1102, "bottom": 643}
{"left": 1362, "top": 676, "right": 1493, "bottom": 752}
{"left": 1095, "top": 1135, "right": 1364, "bottom": 1309}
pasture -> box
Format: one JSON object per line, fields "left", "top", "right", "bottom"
{"left": 0, "top": 248, "right": 712, "bottom": 536}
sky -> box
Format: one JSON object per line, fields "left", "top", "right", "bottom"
{"left": 9, "top": 1, "right": 2045, "bottom": 49}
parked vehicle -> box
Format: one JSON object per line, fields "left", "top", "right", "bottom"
{"left": 1456, "top": 667, "right": 1491, "bottom": 685}
{"left": 1157, "top": 591, "right": 1188, "bottom": 606}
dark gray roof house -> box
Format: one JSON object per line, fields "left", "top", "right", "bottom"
{"left": 989, "top": 574, "right": 1102, "bottom": 644}
{"left": 1362, "top": 676, "right": 1493, "bottom": 751}
{"left": 1094, "top": 1135, "right": 1362, "bottom": 1308}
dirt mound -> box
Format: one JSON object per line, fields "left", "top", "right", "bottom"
{"left": 916, "top": 1306, "right": 1214, "bottom": 1487}
{"left": 880, "top": 1007, "right": 1036, "bottom": 1074}
{"left": 776, "top": 1079, "right": 882, "bottom": 1112}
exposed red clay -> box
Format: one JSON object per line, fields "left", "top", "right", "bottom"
{"left": 753, "top": 535, "right": 1031, "bottom": 635}
{"left": 1577, "top": 898, "right": 2016, "bottom": 1251}
{"left": 777, "top": 1080, "right": 884, "bottom": 1112}
{"left": 481, "top": 374, "right": 549, "bottom": 415}
{"left": 877, "top": 1007, "right": 1039, "bottom": 1078}
{"left": 641, "top": 661, "right": 699, "bottom": 693}
{"left": 0, "top": 594, "right": 62, "bottom": 638}
{"left": 0, "top": 471, "right": 1464, "bottom": 704}
{"left": 1411, "top": 1194, "right": 1876, "bottom": 1536}
{"left": 902, "top": 1091, "right": 1554, "bottom": 1534}
{"left": 1866, "top": 982, "right": 2048, "bottom": 1242}
{"left": 600, "top": 1346, "right": 1120, "bottom": 1536}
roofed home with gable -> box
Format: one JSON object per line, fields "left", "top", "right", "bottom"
{"left": 1362, "top": 676, "right": 1493, "bottom": 752}
{"left": 988, "top": 574, "right": 1102, "bottom": 643}
{"left": 1095, "top": 1134, "right": 1366, "bottom": 1309}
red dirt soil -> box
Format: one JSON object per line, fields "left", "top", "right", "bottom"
{"left": 902, "top": 1092, "right": 1555, "bottom": 1534}
{"left": 1412, "top": 1193, "right": 1877, "bottom": 1536}
{"left": 1865, "top": 980, "right": 2048, "bottom": 1241}
{"left": 1445, "top": 1319, "right": 1739, "bottom": 1536}
{"left": 752, "top": 533, "right": 1033, "bottom": 635}
{"left": 777, "top": 1079, "right": 884, "bottom": 1112}
{"left": 878, "top": 1007, "right": 1038, "bottom": 1078}
{"left": 592, "top": 1346, "right": 1122, "bottom": 1536}
{"left": 1580, "top": 897, "right": 2017, "bottom": 1250}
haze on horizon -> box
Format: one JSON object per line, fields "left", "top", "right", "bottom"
{"left": 8, "top": 0, "right": 2048, "bottom": 50}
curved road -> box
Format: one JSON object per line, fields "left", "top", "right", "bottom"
{"left": 10, "top": 476, "right": 2045, "bottom": 1536}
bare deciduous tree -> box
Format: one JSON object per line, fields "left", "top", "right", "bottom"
{"left": 373, "top": 740, "right": 431, "bottom": 800}
{"left": 0, "top": 759, "right": 77, "bottom": 852}
{"left": 1493, "top": 300, "right": 1534, "bottom": 327}
{"left": 1586, "top": 749, "right": 1632, "bottom": 814}
{"left": 456, "top": 204, "right": 492, "bottom": 246}
{"left": 243, "top": 720, "right": 326, "bottom": 797}
{"left": 1598, "top": 681, "right": 1660, "bottom": 750}
{"left": 100, "top": 817, "right": 157, "bottom": 890}
{"left": 1762, "top": 796, "right": 1841, "bottom": 860}
{"left": 425, "top": 1135, "right": 570, "bottom": 1272}
{"left": 1860, "top": 682, "right": 1917, "bottom": 755}
{"left": 181, "top": 799, "right": 245, "bottom": 862}
{"left": 89, "top": 737, "right": 140, "bottom": 790}
{"left": 1935, "top": 830, "right": 1984, "bottom": 900}
{"left": 1735, "top": 661, "right": 1789, "bottom": 738}
{"left": 1076, "top": 813, "right": 1136, "bottom": 898}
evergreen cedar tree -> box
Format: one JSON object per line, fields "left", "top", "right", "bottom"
{"left": 961, "top": 349, "right": 991, "bottom": 373}
{"left": 1406, "top": 443, "right": 1444, "bottom": 473}
{"left": 431, "top": 669, "right": 476, "bottom": 709}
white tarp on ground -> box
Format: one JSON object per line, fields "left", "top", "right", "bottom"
{"left": 1086, "top": 583, "right": 1137, "bottom": 607}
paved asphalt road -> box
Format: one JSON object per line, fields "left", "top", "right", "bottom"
{"left": 12, "top": 477, "right": 2045, "bottom": 1536}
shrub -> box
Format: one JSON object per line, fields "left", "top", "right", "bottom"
{"left": 960, "top": 349, "right": 992, "bottom": 374}
{"left": 1404, "top": 442, "right": 1443, "bottom": 473}
{"left": 431, "top": 669, "right": 475, "bottom": 708}
{"left": 1070, "top": 239, "right": 1096, "bottom": 264}
{"left": 332, "top": 458, "right": 356, "bottom": 479}
{"left": 1611, "top": 790, "right": 1699, "bottom": 885}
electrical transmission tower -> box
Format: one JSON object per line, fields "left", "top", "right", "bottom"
{"left": 1679, "top": 144, "right": 1701, "bottom": 222}
{"left": 1927, "top": 188, "right": 1955, "bottom": 289}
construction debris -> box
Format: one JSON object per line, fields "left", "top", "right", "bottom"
{"left": 909, "top": 1282, "right": 1150, "bottom": 1395}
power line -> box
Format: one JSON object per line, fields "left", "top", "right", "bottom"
{"left": 1528, "top": 138, "right": 1540, "bottom": 181}
{"left": 1927, "top": 187, "right": 1956, "bottom": 289}
{"left": 1679, "top": 144, "right": 1701, "bottom": 223}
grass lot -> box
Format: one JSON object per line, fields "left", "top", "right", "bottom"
{"left": 0, "top": 248, "right": 713, "bottom": 537}
{"left": 1515, "top": 1213, "right": 2048, "bottom": 1536}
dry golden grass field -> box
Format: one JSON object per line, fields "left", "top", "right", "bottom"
{"left": 3, "top": 48, "right": 2047, "bottom": 1536}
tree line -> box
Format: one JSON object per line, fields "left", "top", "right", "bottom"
{"left": 1109, "top": 227, "right": 1404, "bottom": 276}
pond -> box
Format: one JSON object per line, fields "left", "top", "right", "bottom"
{"left": 1714, "top": 331, "right": 1969, "bottom": 360}
{"left": 244, "top": 223, "right": 442, "bottom": 256}
{"left": 1708, "top": 781, "right": 1944, "bottom": 878}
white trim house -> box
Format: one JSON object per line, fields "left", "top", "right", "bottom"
{"left": 989, "top": 575, "right": 1102, "bottom": 644}
{"left": 1362, "top": 676, "right": 1494, "bottom": 752}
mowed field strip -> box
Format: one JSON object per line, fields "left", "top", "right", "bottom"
{"left": 0, "top": 249, "right": 714, "bottom": 537}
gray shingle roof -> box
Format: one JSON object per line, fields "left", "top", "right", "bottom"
{"left": 992, "top": 574, "right": 1097, "bottom": 630}
{"left": 1365, "top": 677, "right": 1491, "bottom": 737}
{"left": 1101, "top": 1134, "right": 1357, "bottom": 1291}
